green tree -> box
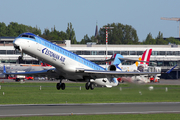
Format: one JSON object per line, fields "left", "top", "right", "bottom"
{"left": 98, "top": 23, "right": 139, "bottom": 44}
{"left": 155, "top": 31, "right": 166, "bottom": 45}
{"left": 66, "top": 22, "right": 77, "bottom": 44}
{"left": 80, "top": 34, "right": 91, "bottom": 44}
{"left": 143, "top": 33, "right": 156, "bottom": 44}
{"left": 0, "top": 22, "right": 7, "bottom": 36}
{"left": 165, "top": 37, "right": 180, "bottom": 45}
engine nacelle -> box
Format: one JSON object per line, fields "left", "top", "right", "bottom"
{"left": 108, "top": 65, "right": 116, "bottom": 71}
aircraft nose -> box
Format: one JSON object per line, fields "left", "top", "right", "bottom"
{"left": 13, "top": 38, "right": 22, "bottom": 50}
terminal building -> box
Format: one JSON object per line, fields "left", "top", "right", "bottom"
{"left": 0, "top": 37, "right": 180, "bottom": 79}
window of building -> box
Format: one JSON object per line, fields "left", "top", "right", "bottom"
{"left": 0, "top": 50, "right": 6, "bottom": 54}
{"left": 175, "top": 51, "right": 180, "bottom": 56}
{"left": 108, "top": 51, "right": 113, "bottom": 55}
{"left": 114, "top": 51, "right": 120, "bottom": 54}
{"left": 152, "top": 51, "right": 158, "bottom": 56}
{"left": 169, "top": 61, "right": 177, "bottom": 66}
{"left": 167, "top": 51, "right": 173, "bottom": 55}
{"left": 164, "top": 61, "right": 169, "bottom": 66}
{"left": 137, "top": 51, "right": 143, "bottom": 55}
{"left": 76, "top": 51, "right": 82, "bottom": 55}
{"left": 84, "top": 51, "right": 90, "bottom": 55}
{"left": 130, "top": 51, "right": 136, "bottom": 55}
{"left": 121, "top": 51, "right": 128, "bottom": 55}
{"left": 157, "top": 61, "right": 163, "bottom": 66}
{"left": 98, "top": 51, "right": 105, "bottom": 55}
{"left": 7, "top": 50, "right": 14, "bottom": 54}
{"left": 159, "top": 51, "right": 166, "bottom": 55}
{"left": 91, "top": 51, "right": 97, "bottom": 55}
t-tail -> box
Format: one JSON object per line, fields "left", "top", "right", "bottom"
{"left": 108, "top": 54, "right": 124, "bottom": 71}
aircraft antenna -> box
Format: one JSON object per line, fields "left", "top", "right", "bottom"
{"left": 161, "top": 17, "right": 180, "bottom": 38}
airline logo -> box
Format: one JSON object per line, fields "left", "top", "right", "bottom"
{"left": 140, "top": 49, "right": 152, "bottom": 65}
{"left": 42, "top": 48, "right": 65, "bottom": 62}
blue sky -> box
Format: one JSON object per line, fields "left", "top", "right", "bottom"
{"left": 1, "top": 0, "right": 180, "bottom": 42}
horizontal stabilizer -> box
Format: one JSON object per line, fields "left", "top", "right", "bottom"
{"left": 118, "top": 57, "right": 150, "bottom": 63}
{"left": 97, "top": 58, "right": 115, "bottom": 63}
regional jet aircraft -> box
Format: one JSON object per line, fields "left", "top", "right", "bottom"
{"left": 99, "top": 49, "right": 160, "bottom": 83}
{"left": 4, "top": 33, "right": 167, "bottom": 90}
{"left": 0, "top": 63, "right": 53, "bottom": 80}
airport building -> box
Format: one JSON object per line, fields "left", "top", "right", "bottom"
{"left": 0, "top": 37, "right": 180, "bottom": 79}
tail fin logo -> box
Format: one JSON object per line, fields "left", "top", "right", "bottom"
{"left": 140, "top": 49, "right": 152, "bottom": 65}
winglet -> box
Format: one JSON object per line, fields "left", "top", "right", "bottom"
{"left": 3, "top": 65, "right": 6, "bottom": 74}
{"left": 166, "top": 65, "right": 177, "bottom": 74}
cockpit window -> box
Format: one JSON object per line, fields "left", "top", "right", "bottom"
{"left": 21, "top": 35, "right": 29, "bottom": 37}
{"left": 21, "top": 35, "right": 35, "bottom": 40}
{"left": 29, "top": 35, "right": 35, "bottom": 39}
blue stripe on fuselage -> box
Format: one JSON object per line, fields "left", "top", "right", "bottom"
{"left": 16, "top": 33, "right": 105, "bottom": 71}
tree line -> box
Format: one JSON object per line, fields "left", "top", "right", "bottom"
{"left": 0, "top": 22, "right": 179, "bottom": 45}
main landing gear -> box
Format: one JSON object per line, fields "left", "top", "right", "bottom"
{"left": 85, "top": 82, "right": 94, "bottom": 90}
{"left": 56, "top": 79, "right": 65, "bottom": 90}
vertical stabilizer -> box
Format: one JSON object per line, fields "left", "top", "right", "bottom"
{"left": 108, "top": 54, "right": 124, "bottom": 65}
{"left": 140, "top": 49, "right": 152, "bottom": 65}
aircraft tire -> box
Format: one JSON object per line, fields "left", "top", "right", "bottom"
{"left": 56, "top": 83, "right": 61, "bottom": 90}
{"left": 85, "top": 83, "right": 89, "bottom": 90}
{"left": 61, "top": 83, "right": 65, "bottom": 90}
{"left": 90, "top": 83, "right": 94, "bottom": 90}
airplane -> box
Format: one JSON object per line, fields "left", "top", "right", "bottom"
{"left": 99, "top": 49, "right": 158, "bottom": 83}
{"left": 0, "top": 63, "right": 54, "bottom": 81}
{"left": 3, "top": 32, "right": 168, "bottom": 90}
{"left": 115, "top": 49, "right": 161, "bottom": 83}
{"left": 101, "top": 49, "right": 152, "bottom": 72}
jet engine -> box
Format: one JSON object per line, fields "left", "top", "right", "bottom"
{"left": 108, "top": 65, "right": 116, "bottom": 71}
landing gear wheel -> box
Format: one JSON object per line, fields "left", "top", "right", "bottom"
{"left": 85, "top": 83, "right": 89, "bottom": 90}
{"left": 61, "top": 83, "right": 65, "bottom": 90}
{"left": 56, "top": 83, "right": 61, "bottom": 90}
{"left": 90, "top": 83, "right": 94, "bottom": 90}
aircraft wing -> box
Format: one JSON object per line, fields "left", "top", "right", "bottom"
{"left": 82, "top": 69, "right": 161, "bottom": 78}
{"left": 80, "top": 65, "right": 177, "bottom": 78}
{"left": 3, "top": 66, "right": 57, "bottom": 77}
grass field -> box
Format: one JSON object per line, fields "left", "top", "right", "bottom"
{"left": 1, "top": 113, "right": 180, "bottom": 120}
{"left": 1, "top": 82, "right": 180, "bottom": 119}
{"left": 0, "top": 82, "right": 180, "bottom": 104}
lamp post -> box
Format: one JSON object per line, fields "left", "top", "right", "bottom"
{"left": 100, "top": 27, "right": 114, "bottom": 68}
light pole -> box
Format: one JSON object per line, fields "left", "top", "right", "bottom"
{"left": 100, "top": 27, "right": 114, "bottom": 68}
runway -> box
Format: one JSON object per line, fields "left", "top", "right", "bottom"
{"left": 1, "top": 102, "right": 180, "bottom": 117}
